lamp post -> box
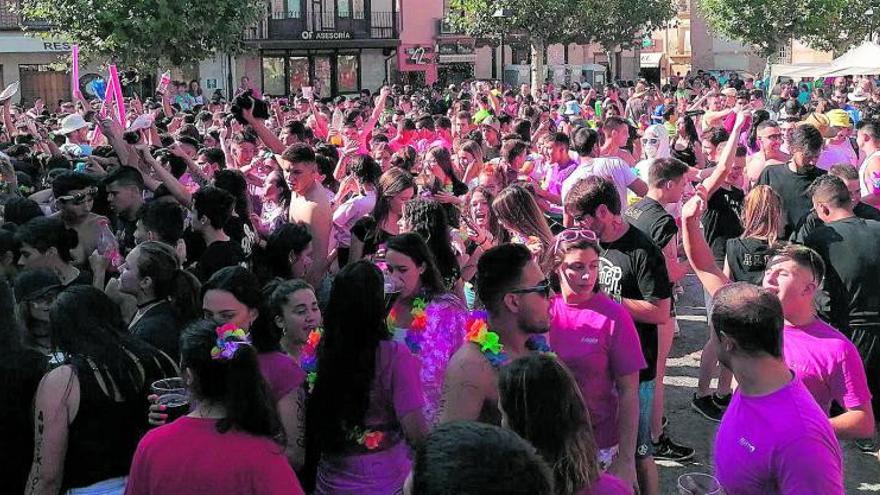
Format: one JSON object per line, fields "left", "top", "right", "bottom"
{"left": 493, "top": 8, "right": 511, "bottom": 87}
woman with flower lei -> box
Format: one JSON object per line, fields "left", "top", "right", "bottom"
{"left": 307, "top": 261, "right": 428, "bottom": 495}
{"left": 384, "top": 233, "right": 468, "bottom": 424}
{"left": 260, "top": 278, "right": 324, "bottom": 471}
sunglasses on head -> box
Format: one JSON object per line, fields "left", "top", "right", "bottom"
{"left": 57, "top": 186, "right": 97, "bottom": 205}
{"left": 553, "top": 228, "right": 599, "bottom": 254}
{"left": 508, "top": 279, "right": 552, "bottom": 298}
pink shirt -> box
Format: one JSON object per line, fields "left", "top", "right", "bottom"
{"left": 125, "top": 417, "right": 304, "bottom": 495}
{"left": 257, "top": 351, "right": 305, "bottom": 403}
{"left": 783, "top": 319, "right": 872, "bottom": 412}
{"left": 577, "top": 473, "right": 632, "bottom": 495}
{"left": 549, "top": 293, "right": 646, "bottom": 449}
{"left": 714, "top": 376, "right": 844, "bottom": 495}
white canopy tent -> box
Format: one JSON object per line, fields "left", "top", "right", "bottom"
{"left": 771, "top": 41, "right": 880, "bottom": 80}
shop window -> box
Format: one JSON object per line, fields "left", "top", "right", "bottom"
{"left": 289, "top": 56, "right": 310, "bottom": 93}
{"left": 262, "top": 57, "right": 286, "bottom": 96}
{"left": 337, "top": 54, "right": 359, "bottom": 93}
{"left": 337, "top": 0, "right": 350, "bottom": 17}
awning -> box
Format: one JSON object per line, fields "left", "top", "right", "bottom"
{"left": 640, "top": 52, "right": 664, "bottom": 67}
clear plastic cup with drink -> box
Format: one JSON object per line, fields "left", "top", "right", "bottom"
{"left": 150, "top": 377, "right": 190, "bottom": 422}
{"left": 677, "top": 473, "right": 723, "bottom": 495}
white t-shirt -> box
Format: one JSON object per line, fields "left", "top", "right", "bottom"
{"left": 331, "top": 190, "right": 377, "bottom": 249}
{"left": 561, "top": 157, "right": 637, "bottom": 210}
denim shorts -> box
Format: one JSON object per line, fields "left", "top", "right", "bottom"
{"left": 636, "top": 380, "right": 656, "bottom": 459}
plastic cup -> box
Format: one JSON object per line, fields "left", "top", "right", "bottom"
{"left": 677, "top": 473, "right": 723, "bottom": 495}
{"left": 151, "top": 377, "right": 189, "bottom": 422}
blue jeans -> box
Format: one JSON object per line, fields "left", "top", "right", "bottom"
{"left": 636, "top": 380, "right": 656, "bottom": 459}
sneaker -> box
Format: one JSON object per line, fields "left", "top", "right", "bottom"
{"left": 691, "top": 394, "right": 724, "bottom": 422}
{"left": 652, "top": 433, "right": 695, "bottom": 462}
{"left": 712, "top": 392, "right": 732, "bottom": 409}
{"left": 855, "top": 438, "right": 878, "bottom": 455}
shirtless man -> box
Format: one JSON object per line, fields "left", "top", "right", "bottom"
{"left": 440, "top": 243, "right": 551, "bottom": 424}
{"left": 49, "top": 171, "right": 108, "bottom": 267}
{"left": 279, "top": 143, "right": 331, "bottom": 287}
{"left": 599, "top": 116, "right": 637, "bottom": 165}
{"left": 746, "top": 120, "right": 790, "bottom": 187}
{"left": 856, "top": 119, "right": 880, "bottom": 207}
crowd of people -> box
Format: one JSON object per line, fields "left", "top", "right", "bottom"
{"left": 0, "top": 69, "right": 879, "bottom": 495}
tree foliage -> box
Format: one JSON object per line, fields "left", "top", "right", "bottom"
{"left": 699, "top": 0, "right": 878, "bottom": 57}
{"left": 449, "top": 0, "right": 675, "bottom": 85}
{"left": 16, "top": 0, "right": 265, "bottom": 70}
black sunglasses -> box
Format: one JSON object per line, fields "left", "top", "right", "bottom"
{"left": 508, "top": 279, "right": 552, "bottom": 298}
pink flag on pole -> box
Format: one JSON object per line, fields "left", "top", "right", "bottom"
{"left": 71, "top": 45, "right": 79, "bottom": 99}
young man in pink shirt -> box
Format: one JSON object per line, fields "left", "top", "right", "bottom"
{"left": 682, "top": 190, "right": 875, "bottom": 441}
{"left": 703, "top": 282, "right": 844, "bottom": 495}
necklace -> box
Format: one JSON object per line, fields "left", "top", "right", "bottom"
{"left": 386, "top": 296, "right": 428, "bottom": 354}
{"left": 465, "top": 311, "right": 554, "bottom": 369}
{"left": 299, "top": 328, "right": 322, "bottom": 393}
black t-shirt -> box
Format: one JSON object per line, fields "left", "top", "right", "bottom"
{"left": 793, "top": 202, "right": 880, "bottom": 242}
{"left": 756, "top": 163, "right": 826, "bottom": 239}
{"left": 225, "top": 215, "right": 257, "bottom": 258}
{"left": 113, "top": 214, "right": 138, "bottom": 256}
{"left": 671, "top": 143, "right": 698, "bottom": 167}
{"left": 803, "top": 216, "right": 880, "bottom": 334}
{"left": 624, "top": 197, "right": 678, "bottom": 250}
{"left": 725, "top": 237, "right": 772, "bottom": 285}
{"left": 702, "top": 186, "right": 744, "bottom": 266}
{"left": 192, "top": 240, "right": 245, "bottom": 282}
{"left": 350, "top": 215, "right": 393, "bottom": 259}
{"left": 598, "top": 225, "right": 672, "bottom": 382}
{"left": 0, "top": 350, "right": 48, "bottom": 494}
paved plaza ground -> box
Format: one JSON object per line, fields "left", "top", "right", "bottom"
{"left": 658, "top": 274, "right": 880, "bottom": 494}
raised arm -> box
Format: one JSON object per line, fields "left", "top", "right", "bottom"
{"left": 681, "top": 188, "right": 730, "bottom": 297}
{"left": 701, "top": 109, "right": 746, "bottom": 198}
{"left": 242, "top": 105, "right": 286, "bottom": 155}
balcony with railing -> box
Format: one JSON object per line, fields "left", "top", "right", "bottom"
{"left": 244, "top": 10, "right": 399, "bottom": 42}
{"left": 0, "top": 0, "right": 50, "bottom": 30}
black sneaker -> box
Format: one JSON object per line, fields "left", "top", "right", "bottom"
{"left": 652, "top": 433, "right": 695, "bottom": 462}
{"left": 691, "top": 394, "right": 724, "bottom": 422}
{"left": 712, "top": 392, "right": 732, "bottom": 409}
{"left": 855, "top": 438, "right": 878, "bottom": 455}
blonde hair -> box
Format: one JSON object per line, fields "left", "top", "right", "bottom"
{"left": 740, "top": 185, "right": 782, "bottom": 244}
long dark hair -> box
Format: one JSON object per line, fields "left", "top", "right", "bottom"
{"left": 403, "top": 198, "right": 460, "bottom": 285}
{"left": 307, "top": 261, "right": 389, "bottom": 453}
{"left": 367, "top": 167, "right": 415, "bottom": 242}
{"left": 264, "top": 222, "right": 312, "bottom": 279}
{"left": 385, "top": 233, "right": 445, "bottom": 297}
{"left": 426, "top": 145, "right": 467, "bottom": 193}
{"left": 748, "top": 109, "right": 771, "bottom": 151}
{"left": 135, "top": 241, "right": 201, "bottom": 322}
{"left": 213, "top": 169, "right": 253, "bottom": 227}
{"left": 180, "top": 319, "right": 283, "bottom": 441}
{"left": 49, "top": 285, "right": 178, "bottom": 399}
{"left": 499, "top": 354, "right": 600, "bottom": 495}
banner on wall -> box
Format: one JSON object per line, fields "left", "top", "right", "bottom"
{"left": 398, "top": 44, "right": 436, "bottom": 72}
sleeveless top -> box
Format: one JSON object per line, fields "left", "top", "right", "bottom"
{"left": 725, "top": 237, "right": 772, "bottom": 286}
{"left": 859, "top": 150, "right": 880, "bottom": 197}
{"left": 62, "top": 346, "right": 178, "bottom": 490}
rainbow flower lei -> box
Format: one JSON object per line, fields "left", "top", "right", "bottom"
{"left": 387, "top": 297, "right": 429, "bottom": 354}
{"left": 210, "top": 323, "right": 251, "bottom": 361}
{"left": 349, "top": 426, "right": 385, "bottom": 451}
{"left": 299, "top": 328, "right": 323, "bottom": 393}
{"left": 465, "top": 311, "right": 554, "bottom": 368}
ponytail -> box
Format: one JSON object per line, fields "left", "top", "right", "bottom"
{"left": 135, "top": 241, "right": 201, "bottom": 322}
{"left": 180, "top": 319, "right": 284, "bottom": 442}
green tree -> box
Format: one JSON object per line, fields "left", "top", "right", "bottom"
{"left": 582, "top": 0, "right": 676, "bottom": 78}
{"left": 450, "top": 0, "right": 674, "bottom": 87}
{"left": 449, "top": 0, "right": 583, "bottom": 89}
{"left": 697, "top": 0, "right": 844, "bottom": 57}
{"left": 16, "top": 0, "right": 265, "bottom": 70}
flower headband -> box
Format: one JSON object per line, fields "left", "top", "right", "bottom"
{"left": 210, "top": 323, "right": 251, "bottom": 361}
